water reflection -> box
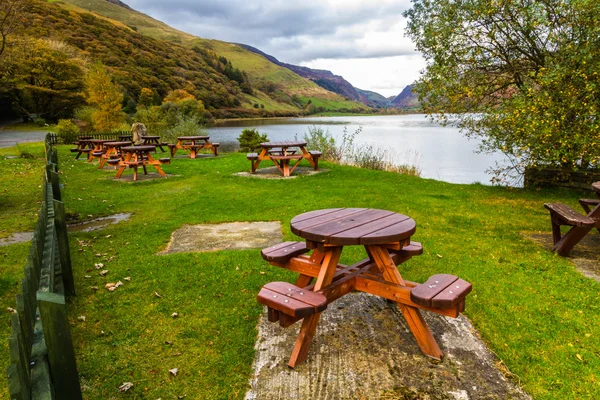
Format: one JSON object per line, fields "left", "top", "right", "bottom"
{"left": 206, "top": 115, "right": 508, "bottom": 185}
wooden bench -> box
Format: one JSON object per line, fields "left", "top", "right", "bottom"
{"left": 258, "top": 281, "right": 328, "bottom": 321}
{"left": 247, "top": 153, "right": 259, "bottom": 160}
{"left": 309, "top": 150, "right": 322, "bottom": 170}
{"left": 158, "top": 157, "right": 171, "bottom": 164}
{"left": 544, "top": 202, "right": 597, "bottom": 256}
{"left": 261, "top": 241, "right": 309, "bottom": 263}
{"left": 410, "top": 274, "right": 472, "bottom": 309}
{"left": 107, "top": 159, "right": 120, "bottom": 166}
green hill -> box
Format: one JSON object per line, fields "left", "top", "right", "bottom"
{"left": 48, "top": 0, "right": 368, "bottom": 115}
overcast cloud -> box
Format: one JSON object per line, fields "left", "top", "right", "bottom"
{"left": 125, "top": 0, "right": 423, "bottom": 96}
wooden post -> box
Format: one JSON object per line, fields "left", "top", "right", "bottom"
{"left": 46, "top": 167, "right": 61, "bottom": 202}
{"left": 36, "top": 292, "right": 82, "bottom": 400}
{"left": 52, "top": 200, "right": 75, "bottom": 296}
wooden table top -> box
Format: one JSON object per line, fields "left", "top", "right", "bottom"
{"left": 121, "top": 145, "right": 156, "bottom": 152}
{"left": 261, "top": 141, "right": 307, "bottom": 148}
{"left": 592, "top": 181, "right": 600, "bottom": 193}
{"left": 89, "top": 139, "right": 112, "bottom": 144}
{"left": 291, "top": 208, "right": 416, "bottom": 246}
{"left": 141, "top": 136, "right": 161, "bottom": 140}
{"left": 103, "top": 141, "right": 132, "bottom": 147}
{"left": 177, "top": 136, "right": 209, "bottom": 141}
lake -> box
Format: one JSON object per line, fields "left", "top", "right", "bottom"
{"left": 205, "top": 115, "right": 506, "bottom": 185}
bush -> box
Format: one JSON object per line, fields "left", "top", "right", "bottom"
{"left": 56, "top": 119, "right": 80, "bottom": 144}
{"left": 161, "top": 115, "right": 204, "bottom": 143}
{"left": 237, "top": 128, "right": 268, "bottom": 152}
{"left": 302, "top": 126, "right": 358, "bottom": 163}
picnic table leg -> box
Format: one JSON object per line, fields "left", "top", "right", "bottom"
{"left": 367, "top": 245, "right": 443, "bottom": 360}
{"left": 132, "top": 166, "right": 138, "bottom": 181}
{"left": 282, "top": 159, "right": 291, "bottom": 177}
{"left": 115, "top": 153, "right": 131, "bottom": 178}
{"left": 288, "top": 246, "right": 342, "bottom": 368}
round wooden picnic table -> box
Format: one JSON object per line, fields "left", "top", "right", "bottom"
{"left": 177, "top": 136, "right": 210, "bottom": 141}
{"left": 88, "top": 139, "right": 113, "bottom": 145}
{"left": 121, "top": 145, "right": 156, "bottom": 153}
{"left": 291, "top": 208, "right": 416, "bottom": 246}
{"left": 103, "top": 141, "right": 132, "bottom": 147}
{"left": 260, "top": 140, "right": 307, "bottom": 148}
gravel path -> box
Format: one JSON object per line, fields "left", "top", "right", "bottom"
{"left": 0, "top": 129, "right": 49, "bottom": 148}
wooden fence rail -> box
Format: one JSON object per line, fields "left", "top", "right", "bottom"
{"left": 49, "top": 131, "right": 131, "bottom": 145}
{"left": 5, "top": 135, "right": 82, "bottom": 400}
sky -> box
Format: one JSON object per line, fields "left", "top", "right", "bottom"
{"left": 124, "top": 0, "right": 426, "bottom": 97}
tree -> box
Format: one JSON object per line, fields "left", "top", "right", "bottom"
{"left": 405, "top": 0, "right": 600, "bottom": 182}
{"left": 138, "top": 87, "right": 156, "bottom": 108}
{"left": 0, "top": 0, "right": 24, "bottom": 58}
{"left": 85, "top": 63, "right": 126, "bottom": 131}
{"left": 0, "top": 38, "right": 85, "bottom": 120}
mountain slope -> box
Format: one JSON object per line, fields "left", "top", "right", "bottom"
{"left": 390, "top": 85, "right": 419, "bottom": 109}
{"left": 57, "top": 0, "right": 368, "bottom": 113}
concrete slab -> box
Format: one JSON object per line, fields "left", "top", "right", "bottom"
{"left": 234, "top": 167, "right": 329, "bottom": 180}
{"left": 526, "top": 232, "right": 600, "bottom": 282}
{"left": 161, "top": 221, "right": 283, "bottom": 254}
{"left": 246, "top": 293, "right": 529, "bottom": 400}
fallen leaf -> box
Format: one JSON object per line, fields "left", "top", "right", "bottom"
{"left": 105, "top": 283, "right": 116, "bottom": 290}
{"left": 100, "top": 270, "right": 109, "bottom": 276}
{"left": 115, "top": 281, "right": 124, "bottom": 288}
{"left": 118, "top": 382, "right": 133, "bottom": 392}
{"left": 436, "top": 254, "right": 443, "bottom": 258}
{"left": 260, "top": 271, "right": 266, "bottom": 275}
{"left": 77, "top": 316, "right": 86, "bottom": 322}
{"left": 576, "top": 354, "right": 583, "bottom": 361}
{"left": 165, "top": 340, "right": 173, "bottom": 345}
{"left": 95, "top": 263, "right": 104, "bottom": 269}
{"left": 84, "top": 275, "right": 92, "bottom": 279}
{"left": 169, "top": 368, "right": 178, "bottom": 376}
{"left": 91, "top": 286, "right": 98, "bottom": 291}
{"left": 6, "top": 307, "right": 16, "bottom": 314}
{"left": 155, "top": 292, "right": 162, "bottom": 298}
{"left": 171, "top": 312, "right": 179, "bottom": 318}
{"left": 100, "top": 331, "right": 105, "bottom": 336}
{"left": 105, "top": 235, "right": 112, "bottom": 238}
{"left": 172, "top": 352, "right": 182, "bottom": 357}
{"left": 124, "top": 277, "right": 131, "bottom": 281}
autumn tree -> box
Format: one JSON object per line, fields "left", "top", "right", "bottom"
{"left": 85, "top": 63, "right": 126, "bottom": 131}
{"left": 0, "top": 38, "right": 85, "bottom": 120}
{"left": 405, "top": 0, "right": 600, "bottom": 182}
{"left": 137, "top": 87, "right": 156, "bottom": 108}
{"left": 0, "top": 0, "right": 24, "bottom": 58}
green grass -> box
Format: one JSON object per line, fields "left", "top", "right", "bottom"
{"left": 1, "top": 143, "right": 600, "bottom": 399}
{"left": 0, "top": 123, "right": 57, "bottom": 132}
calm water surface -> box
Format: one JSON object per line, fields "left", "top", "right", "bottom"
{"left": 206, "top": 115, "right": 506, "bottom": 185}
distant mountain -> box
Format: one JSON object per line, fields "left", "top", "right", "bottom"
{"left": 237, "top": 44, "right": 375, "bottom": 106}
{"left": 355, "top": 89, "right": 392, "bottom": 108}
{"left": 105, "top": 0, "right": 132, "bottom": 10}
{"left": 390, "top": 85, "right": 420, "bottom": 109}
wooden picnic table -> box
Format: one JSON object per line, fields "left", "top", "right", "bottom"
{"left": 257, "top": 208, "right": 472, "bottom": 367}
{"left": 97, "top": 141, "right": 132, "bottom": 169}
{"left": 69, "top": 138, "right": 94, "bottom": 160}
{"left": 119, "top": 135, "right": 133, "bottom": 142}
{"left": 247, "top": 140, "right": 322, "bottom": 177}
{"left": 87, "top": 139, "right": 113, "bottom": 163}
{"left": 170, "top": 136, "right": 219, "bottom": 158}
{"left": 141, "top": 136, "right": 166, "bottom": 152}
{"left": 545, "top": 181, "right": 600, "bottom": 255}
{"left": 112, "top": 145, "right": 170, "bottom": 181}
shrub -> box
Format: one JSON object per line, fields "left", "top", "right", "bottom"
{"left": 238, "top": 128, "right": 268, "bottom": 152}
{"left": 161, "top": 115, "right": 204, "bottom": 143}
{"left": 56, "top": 119, "right": 80, "bottom": 144}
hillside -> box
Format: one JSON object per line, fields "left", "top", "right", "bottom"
{"left": 390, "top": 85, "right": 420, "bottom": 109}
{"left": 55, "top": 0, "right": 368, "bottom": 114}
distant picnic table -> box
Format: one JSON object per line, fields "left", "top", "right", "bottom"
{"left": 97, "top": 141, "right": 132, "bottom": 169}
{"left": 246, "top": 140, "right": 322, "bottom": 177}
{"left": 257, "top": 208, "right": 473, "bottom": 367}
{"left": 545, "top": 181, "right": 600, "bottom": 255}
{"left": 111, "top": 145, "right": 170, "bottom": 181}
{"left": 169, "top": 136, "right": 219, "bottom": 158}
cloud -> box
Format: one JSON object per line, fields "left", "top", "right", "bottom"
{"left": 124, "top": 0, "right": 422, "bottom": 95}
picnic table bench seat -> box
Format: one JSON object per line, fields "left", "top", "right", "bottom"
{"left": 246, "top": 153, "right": 259, "bottom": 160}
{"left": 158, "top": 158, "right": 171, "bottom": 164}
{"left": 107, "top": 158, "right": 120, "bottom": 166}
{"left": 258, "top": 281, "right": 328, "bottom": 319}
{"left": 270, "top": 154, "right": 304, "bottom": 160}
{"left": 410, "top": 274, "right": 472, "bottom": 309}
{"left": 261, "top": 241, "right": 309, "bottom": 263}
{"left": 544, "top": 203, "right": 595, "bottom": 227}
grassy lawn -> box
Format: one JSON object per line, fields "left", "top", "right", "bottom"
{"left": 1, "top": 143, "right": 599, "bottom": 399}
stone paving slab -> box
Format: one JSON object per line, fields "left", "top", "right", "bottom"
{"left": 246, "top": 293, "right": 529, "bottom": 400}
{"left": 526, "top": 232, "right": 600, "bottom": 282}
{"left": 161, "top": 222, "right": 283, "bottom": 254}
